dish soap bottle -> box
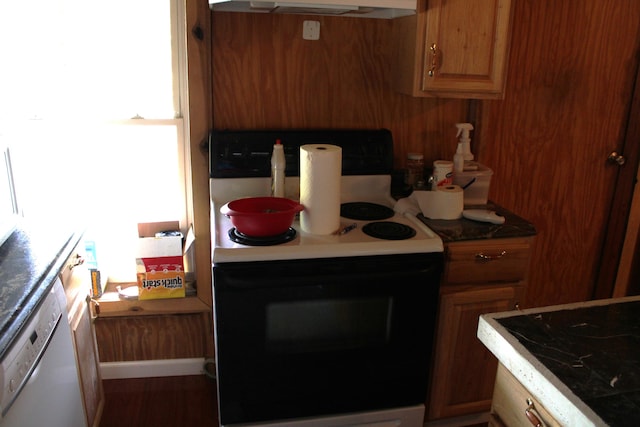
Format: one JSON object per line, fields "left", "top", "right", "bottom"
{"left": 271, "top": 139, "right": 285, "bottom": 197}
{"left": 453, "top": 123, "right": 474, "bottom": 173}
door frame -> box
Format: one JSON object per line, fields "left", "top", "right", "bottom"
{"left": 594, "top": 59, "right": 640, "bottom": 299}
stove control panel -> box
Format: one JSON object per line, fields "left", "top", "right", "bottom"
{"left": 209, "top": 129, "right": 394, "bottom": 178}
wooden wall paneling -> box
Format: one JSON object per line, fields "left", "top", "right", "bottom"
{"left": 95, "top": 313, "right": 210, "bottom": 362}
{"left": 186, "top": 0, "right": 214, "bottom": 357}
{"left": 478, "top": 0, "right": 640, "bottom": 306}
{"left": 211, "top": 12, "right": 469, "bottom": 169}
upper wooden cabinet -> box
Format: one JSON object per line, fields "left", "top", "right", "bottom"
{"left": 391, "top": 0, "right": 513, "bottom": 99}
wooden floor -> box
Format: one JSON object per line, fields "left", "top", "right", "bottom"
{"left": 100, "top": 376, "right": 489, "bottom": 427}
{"left": 100, "top": 375, "right": 219, "bottom": 427}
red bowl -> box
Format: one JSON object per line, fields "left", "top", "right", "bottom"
{"left": 220, "top": 197, "right": 304, "bottom": 237}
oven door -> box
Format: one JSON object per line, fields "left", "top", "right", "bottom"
{"left": 213, "top": 252, "right": 442, "bottom": 426}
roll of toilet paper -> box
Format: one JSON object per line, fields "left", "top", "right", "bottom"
{"left": 299, "top": 144, "right": 342, "bottom": 234}
{"left": 413, "top": 185, "right": 464, "bottom": 220}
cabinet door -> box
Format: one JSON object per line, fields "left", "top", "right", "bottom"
{"left": 71, "top": 299, "right": 104, "bottom": 427}
{"left": 491, "top": 364, "right": 562, "bottom": 427}
{"left": 423, "top": 0, "right": 512, "bottom": 97}
{"left": 427, "top": 285, "right": 523, "bottom": 420}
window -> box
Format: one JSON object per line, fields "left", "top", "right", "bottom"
{"left": 0, "top": 0, "right": 189, "bottom": 282}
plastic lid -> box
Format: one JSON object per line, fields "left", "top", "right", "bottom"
{"left": 407, "top": 152, "right": 424, "bottom": 160}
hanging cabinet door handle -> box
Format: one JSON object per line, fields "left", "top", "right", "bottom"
{"left": 608, "top": 151, "right": 626, "bottom": 165}
{"left": 428, "top": 43, "right": 440, "bottom": 77}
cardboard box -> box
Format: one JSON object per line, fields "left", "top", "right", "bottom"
{"left": 136, "top": 221, "right": 186, "bottom": 300}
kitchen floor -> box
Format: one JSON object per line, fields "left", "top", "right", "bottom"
{"left": 100, "top": 375, "right": 489, "bottom": 427}
{"left": 100, "top": 375, "right": 219, "bottom": 427}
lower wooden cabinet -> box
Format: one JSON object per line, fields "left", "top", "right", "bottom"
{"left": 94, "top": 312, "right": 211, "bottom": 362}
{"left": 61, "top": 244, "right": 104, "bottom": 427}
{"left": 426, "top": 238, "right": 532, "bottom": 422}
{"left": 490, "top": 364, "right": 560, "bottom": 427}
{"left": 69, "top": 296, "right": 104, "bottom": 427}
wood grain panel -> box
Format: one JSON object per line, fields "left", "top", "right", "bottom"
{"left": 428, "top": 285, "right": 523, "bottom": 419}
{"left": 186, "top": 0, "right": 213, "bottom": 313}
{"left": 101, "top": 376, "right": 218, "bottom": 427}
{"left": 491, "top": 364, "right": 561, "bottom": 427}
{"left": 71, "top": 302, "right": 104, "bottom": 427}
{"left": 478, "top": 0, "right": 640, "bottom": 306}
{"left": 95, "top": 313, "right": 210, "bottom": 362}
{"left": 211, "top": 12, "right": 469, "bottom": 168}
{"left": 444, "top": 238, "right": 531, "bottom": 284}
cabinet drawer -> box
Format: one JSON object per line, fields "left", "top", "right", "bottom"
{"left": 445, "top": 238, "right": 531, "bottom": 284}
{"left": 491, "top": 364, "right": 561, "bottom": 427}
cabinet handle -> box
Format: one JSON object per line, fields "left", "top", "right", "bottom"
{"left": 525, "top": 398, "right": 546, "bottom": 427}
{"left": 428, "top": 43, "right": 439, "bottom": 77}
{"left": 68, "top": 253, "right": 84, "bottom": 270}
{"left": 475, "top": 250, "right": 507, "bottom": 261}
{"left": 87, "top": 295, "right": 100, "bottom": 320}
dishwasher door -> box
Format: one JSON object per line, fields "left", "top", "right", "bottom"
{"left": 0, "top": 279, "right": 86, "bottom": 427}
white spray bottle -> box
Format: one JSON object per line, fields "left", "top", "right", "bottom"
{"left": 453, "top": 123, "right": 474, "bottom": 173}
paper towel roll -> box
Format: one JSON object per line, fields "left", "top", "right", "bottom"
{"left": 413, "top": 185, "right": 464, "bottom": 220}
{"left": 299, "top": 144, "right": 342, "bottom": 234}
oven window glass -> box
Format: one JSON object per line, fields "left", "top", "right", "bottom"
{"left": 266, "top": 297, "right": 392, "bottom": 354}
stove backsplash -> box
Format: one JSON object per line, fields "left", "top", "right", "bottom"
{"left": 209, "top": 129, "right": 394, "bottom": 178}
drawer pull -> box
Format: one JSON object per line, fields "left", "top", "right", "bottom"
{"left": 475, "top": 250, "right": 507, "bottom": 261}
{"left": 68, "top": 253, "right": 84, "bottom": 270}
{"left": 525, "top": 398, "right": 546, "bottom": 427}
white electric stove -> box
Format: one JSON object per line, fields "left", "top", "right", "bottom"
{"left": 211, "top": 174, "right": 443, "bottom": 263}
{"left": 209, "top": 129, "right": 443, "bottom": 427}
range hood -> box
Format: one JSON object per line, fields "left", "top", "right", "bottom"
{"left": 208, "top": 1, "right": 416, "bottom": 19}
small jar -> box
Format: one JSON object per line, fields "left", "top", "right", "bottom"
{"left": 405, "top": 153, "right": 424, "bottom": 187}
{"left": 433, "top": 160, "right": 453, "bottom": 189}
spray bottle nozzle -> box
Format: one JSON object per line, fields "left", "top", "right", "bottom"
{"left": 454, "top": 123, "right": 475, "bottom": 164}
{"left": 455, "top": 123, "right": 474, "bottom": 140}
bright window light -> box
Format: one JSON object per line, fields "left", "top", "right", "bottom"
{"left": 0, "top": 0, "right": 188, "bottom": 282}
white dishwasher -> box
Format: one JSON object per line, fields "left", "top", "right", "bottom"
{"left": 0, "top": 277, "right": 86, "bottom": 427}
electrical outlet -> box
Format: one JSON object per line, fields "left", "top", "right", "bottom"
{"left": 303, "top": 21, "right": 320, "bottom": 41}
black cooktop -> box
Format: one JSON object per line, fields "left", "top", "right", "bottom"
{"left": 340, "top": 202, "right": 394, "bottom": 221}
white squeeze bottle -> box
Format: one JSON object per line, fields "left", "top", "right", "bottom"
{"left": 453, "top": 123, "right": 475, "bottom": 173}
{"left": 271, "top": 139, "right": 286, "bottom": 197}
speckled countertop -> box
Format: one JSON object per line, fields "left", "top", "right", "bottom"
{"left": 0, "top": 220, "right": 81, "bottom": 360}
{"left": 478, "top": 296, "right": 640, "bottom": 426}
{"left": 417, "top": 201, "right": 536, "bottom": 242}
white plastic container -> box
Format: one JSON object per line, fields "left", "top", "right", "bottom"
{"left": 452, "top": 162, "right": 493, "bottom": 205}
{"left": 271, "top": 139, "right": 286, "bottom": 197}
{"left": 433, "top": 160, "right": 453, "bottom": 189}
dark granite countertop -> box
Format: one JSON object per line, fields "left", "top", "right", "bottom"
{"left": 418, "top": 201, "right": 536, "bottom": 243}
{"left": 0, "top": 219, "right": 81, "bottom": 360}
{"left": 478, "top": 296, "right": 640, "bottom": 426}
